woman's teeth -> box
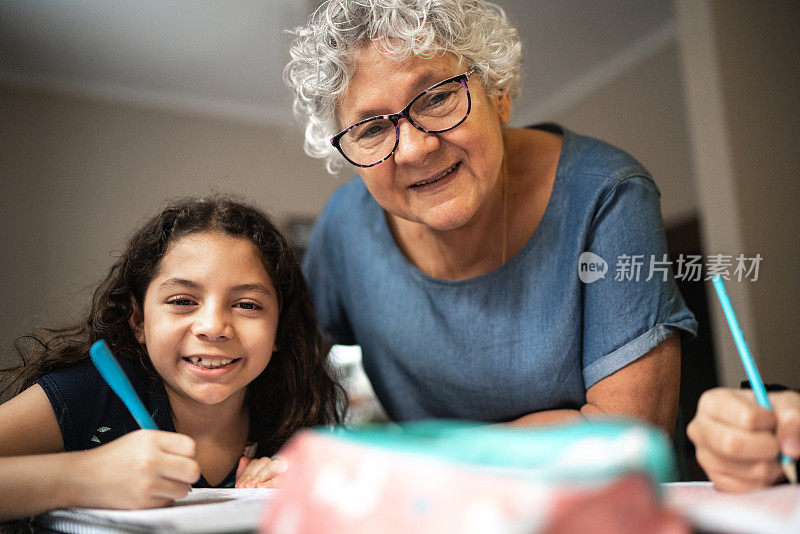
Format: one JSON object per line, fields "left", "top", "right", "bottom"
{"left": 414, "top": 163, "right": 458, "bottom": 186}
{"left": 188, "top": 357, "right": 235, "bottom": 368}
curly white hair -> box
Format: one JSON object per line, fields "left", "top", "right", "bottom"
{"left": 284, "top": 0, "right": 522, "bottom": 173}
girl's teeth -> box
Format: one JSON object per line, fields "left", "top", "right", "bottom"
{"left": 189, "top": 357, "right": 234, "bottom": 368}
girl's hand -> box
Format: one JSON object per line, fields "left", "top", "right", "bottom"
{"left": 73, "top": 429, "right": 200, "bottom": 509}
{"left": 235, "top": 455, "right": 287, "bottom": 488}
{"left": 687, "top": 387, "right": 800, "bottom": 492}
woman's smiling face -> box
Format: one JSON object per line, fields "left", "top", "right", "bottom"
{"left": 130, "top": 230, "right": 279, "bottom": 409}
{"left": 338, "top": 46, "right": 511, "bottom": 231}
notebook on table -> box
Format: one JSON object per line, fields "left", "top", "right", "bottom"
{"left": 31, "top": 488, "right": 275, "bottom": 534}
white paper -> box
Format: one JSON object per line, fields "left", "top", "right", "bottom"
{"left": 33, "top": 488, "right": 276, "bottom": 533}
{"left": 663, "top": 481, "right": 800, "bottom": 534}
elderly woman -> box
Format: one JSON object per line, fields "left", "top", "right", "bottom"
{"left": 285, "top": 0, "right": 696, "bottom": 435}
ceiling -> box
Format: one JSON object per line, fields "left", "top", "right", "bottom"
{"left": 0, "top": 0, "right": 675, "bottom": 127}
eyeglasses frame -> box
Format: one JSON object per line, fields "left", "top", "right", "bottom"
{"left": 330, "top": 68, "right": 476, "bottom": 168}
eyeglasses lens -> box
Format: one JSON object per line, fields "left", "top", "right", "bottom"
{"left": 339, "top": 79, "right": 469, "bottom": 167}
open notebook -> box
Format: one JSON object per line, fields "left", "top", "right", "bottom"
{"left": 31, "top": 488, "right": 275, "bottom": 534}
{"left": 664, "top": 481, "right": 800, "bottom": 534}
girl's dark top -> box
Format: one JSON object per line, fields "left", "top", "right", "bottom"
{"left": 37, "top": 357, "right": 261, "bottom": 488}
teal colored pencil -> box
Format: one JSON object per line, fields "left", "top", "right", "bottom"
{"left": 711, "top": 275, "right": 797, "bottom": 484}
{"left": 89, "top": 340, "right": 159, "bottom": 430}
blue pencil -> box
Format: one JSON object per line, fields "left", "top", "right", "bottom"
{"left": 89, "top": 340, "right": 159, "bottom": 430}
{"left": 711, "top": 275, "right": 797, "bottom": 484}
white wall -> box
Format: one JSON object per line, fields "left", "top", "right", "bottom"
{"left": 553, "top": 43, "right": 695, "bottom": 227}
{"left": 675, "top": 0, "right": 800, "bottom": 387}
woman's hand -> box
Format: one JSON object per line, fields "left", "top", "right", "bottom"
{"left": 687, "top": 387, "right": 800, "bottom": 492}
{"left": 71, "top": 429, "right": 200, "bottom": 509}
{"left": 235, "top": 455, "right": 287, "bottom": 488}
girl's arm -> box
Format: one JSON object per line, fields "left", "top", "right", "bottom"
{"left": 0, "top": 385, "right": 201, "bottom": 521}
{"left": 0, "top": 384, "right": 69, "bottom": 520}
{"left": 0, "top": 384, "right": 65, "bottom": 456}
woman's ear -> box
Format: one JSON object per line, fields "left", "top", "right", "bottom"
{"left": 494, "top": 93, "right": 511, "bottom": 126}
{"left": 128, "top": 295, "right": 146, "bottom": 345}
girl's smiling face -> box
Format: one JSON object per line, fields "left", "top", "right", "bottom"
{"left": 130, "top": 230, "right": 279, "bottom": 409}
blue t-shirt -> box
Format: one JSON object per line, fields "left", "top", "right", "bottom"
{"left": 303, "top": 124, "right": 698, "bottom": 422}
{"left": 37, "top": 357, "right": 259, "bottom": 488}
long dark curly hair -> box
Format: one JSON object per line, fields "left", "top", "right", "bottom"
{"left": 2, "top": 196, "right": 346, "bottom": 454}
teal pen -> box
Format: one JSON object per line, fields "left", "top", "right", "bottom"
{"left": 711, "top": 275, "right": 797, "bottom": 484}
{"left": 89, "top": 340, "right": 159, "bottom": 430}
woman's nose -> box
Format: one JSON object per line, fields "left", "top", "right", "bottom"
{"left": 392, "top": 119, "right": 440, "bottom": 166}
{"left": 191, "top": 305, "right": 233, "bottom": 340}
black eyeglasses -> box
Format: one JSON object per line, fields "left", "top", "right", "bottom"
{"left": 330, "top": 68, "right": 475, "bottom": 168}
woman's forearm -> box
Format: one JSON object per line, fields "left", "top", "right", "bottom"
{"left": 507, "top": 408, "right": 583, "bottom": 426}
{"left": 504, "top": 403, "right": 671, "bottom": 436}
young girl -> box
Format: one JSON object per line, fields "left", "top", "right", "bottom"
{"left": 0, "top": 196, "right": 345, "bottom": 521}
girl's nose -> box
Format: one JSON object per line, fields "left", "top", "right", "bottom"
{"left": 191, "top": 306, "right": 233, "bottom": 340}
{"left": 392, "top": 119, "right": 440, "bottom": 166}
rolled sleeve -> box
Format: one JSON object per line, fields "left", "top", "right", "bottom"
{"left": 581, "top": 176, "right": 697, "bottom": 388}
